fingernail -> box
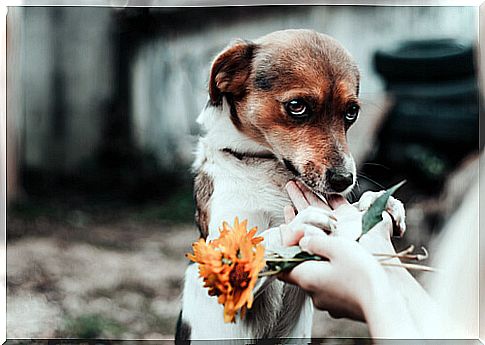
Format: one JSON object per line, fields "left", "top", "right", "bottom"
{"left": 329, "top": 221, "right": 337, "bottom": 233}
{"left": 294, "top": 180, "right": 304, "bottom": 189}
{"left": 299, "top": 237, "right": 310, "bottom": 249}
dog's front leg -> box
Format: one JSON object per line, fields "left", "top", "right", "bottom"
{"left": 180, "top": 263, "right": 253, "bottom": 341}
{"left": 180, "top": 205, "right": 337, "bottom": 340}
{"left": 180, "top": 210, "right": 271, "bottom": 340}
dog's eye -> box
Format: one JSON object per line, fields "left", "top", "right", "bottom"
{"left": 345, "top": 103, "right": 360, "bottom": 123}
{"left": 286, "top": 99, "right": 309, "bottom": 118}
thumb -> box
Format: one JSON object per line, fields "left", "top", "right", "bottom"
{"left": 327, "top": 194, "right": 350, "bottom": 210}
{"left": 279, "top": 260, "right": 332, "bottom": 292}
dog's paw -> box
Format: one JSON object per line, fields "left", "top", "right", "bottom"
{"left": 356, "top": 190, "right": 406, "bottom": 237}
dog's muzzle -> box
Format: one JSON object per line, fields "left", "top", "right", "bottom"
{"left": 326, "top": 168, "right": 354, "bottom": 193}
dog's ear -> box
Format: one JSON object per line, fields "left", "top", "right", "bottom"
{"left": 209, "top": 40, "right": 256, "bottom": 106}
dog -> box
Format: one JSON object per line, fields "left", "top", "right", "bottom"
{"left": 176, "top": 29, "right": 406, "bottom": 341}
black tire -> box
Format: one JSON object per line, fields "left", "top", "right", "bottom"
{"left": 374, "top": 39, "right": 475, "bottom": 83}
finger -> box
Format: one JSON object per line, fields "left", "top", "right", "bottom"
{"left": 297, "top": 207, "right": 337, "bottom": 232}
{"left": 280, "top": 223, "right": 303, "bottom": 247}
{"left": 380, "top": 211, "right": 394, "bottom": 237}
{"left": 286, "top": 181, "right": 310, "bottom": 212}
{"left": 295, "top": 180, "right": 331, "bottom": 211}
{"left": 302, "top": 224, "right": 328, "bottom": 238}
{"left": 283, "top": 224, "right": 324, "bottom": 246}
{"left": 299, "top": 234, "right": 340, "bottom": 258}
{"left": 327, "top": 194, "right": 350, "bottom": 210}
{"left": 279, "top": 260, "right": 332, "bottom": 292}
{"left": 284, "top": 205, "right": 296, "bottom": 224}
{"left": 366, "top": 211, "right": 393, "bottom": 239}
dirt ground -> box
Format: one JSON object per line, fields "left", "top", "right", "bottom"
{"left": 6, "top": 203, "right": 371, "bottom": 339}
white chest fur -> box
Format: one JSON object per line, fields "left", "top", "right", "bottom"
{"left": 199, "top": 144, "right": 293, "bottom": 240}
{"left": 180, "top": 101, "right": 313, "bottom": 340}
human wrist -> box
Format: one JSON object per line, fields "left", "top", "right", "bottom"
{"left": 358, "top": 264, "right": 392, "bottom": 311}
{"left": 360, "top": 269, "right": 421, "bottom": 338}
{"left": 362, "top": 278, "right": 407, "bottom": 337}
{"left": 353, "top": 259, "right": 393, "bottom": 316}
{"left": 385, "top": 261, "right": 418, "bottom": 290}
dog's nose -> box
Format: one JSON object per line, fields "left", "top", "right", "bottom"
{"left": 326, "top": 169, "right": 354, "bottom": 193}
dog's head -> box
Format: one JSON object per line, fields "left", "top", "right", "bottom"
{"left": 209, "top": 29, "right": 360, "bottom": 196}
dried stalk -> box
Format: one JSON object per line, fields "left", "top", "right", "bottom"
{"left": 381, "top": 262, "right": 437, "bottom": 272}
{"left": 397, "top": 245, "right": 415, "bottom": 256}
{"left": 266, "top": 258, "right": 309, "bottom": 262}
{"left": 258, "top": 270, "right": 281, "bottom": 277}
{"left": 260, "top": 243, "right": 435, "bottom": 278}
{"left": 374, "top": 246, "right": 429, "bottom": 263}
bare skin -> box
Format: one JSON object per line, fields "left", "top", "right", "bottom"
{"left": 277, "top": 181, "right": 424, "bottom": 338}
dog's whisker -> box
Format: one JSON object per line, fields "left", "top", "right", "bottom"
{"left": 354, "top": 179, "right": 361, "bottom": 193}
{"left": 347, "top": 188, "right": 358, "bottom": 203}
{"left": 357, "top": 172, "right": 385, "bottom": 189}
{"left": 361, "top": 162, "right": 391, "bottom": 171}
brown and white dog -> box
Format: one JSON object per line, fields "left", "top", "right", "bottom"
{"left": 177, "top": 29, "right": 405, "bottom": 341}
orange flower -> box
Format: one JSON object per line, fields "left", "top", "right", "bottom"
{"left": 187, "top": 217, "right": 266, "bottom": 323}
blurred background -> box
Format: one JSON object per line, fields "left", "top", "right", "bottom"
{"left": 5, "top": 5, "right": 482, "bottom": 339}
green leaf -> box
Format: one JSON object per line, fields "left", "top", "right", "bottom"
{"left": 361, "top": 180, "right": 406, "bottom": 236}
{"left": 265, "top": 247, "right": 325, "bottom": 273}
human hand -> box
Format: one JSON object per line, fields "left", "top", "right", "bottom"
{"left": 280, "top": 182, "right": 420, "bottom": 337}
{"left": 284, "top": 181, "right": 399, "bottom": 255}
{"left": 283, "top": 180, "right": 374, "bottom": 242}
{"left": 279, "top": 181, "right": 394, "bottom": 320}
{"left": 280, "top": 231, "right": 391, "bottom": 321}
{"left": 260, "top": 181, "right": 335, "bottom": 249}
{"left": 327, "top": 193, "right": 397, "bottom": 257}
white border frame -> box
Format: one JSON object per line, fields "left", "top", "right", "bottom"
{"left": 0, "top": 1, "right": 482, "bottom": 344}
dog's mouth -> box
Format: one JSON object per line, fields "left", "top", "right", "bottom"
{"left": 282, "top": 158, "right": 354, "bottom": 197}
{"left": 283, "top": 159, "right": 301, "bottom": 177}
{"left": 283, "top": 158, "right": 324, "bottom": 196}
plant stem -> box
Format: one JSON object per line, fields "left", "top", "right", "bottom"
{"left": 381, "top": 262, "right": 437, "bottom": 272}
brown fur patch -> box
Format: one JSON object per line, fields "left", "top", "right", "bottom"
{"left": 194, "top": 170, "right": 213, "bottom": 239}
{"left": 209, "top": 40, "right": 256, "bottom": 105}
{"left": 245, "top": 280, "right": 308, "bottom": 338}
